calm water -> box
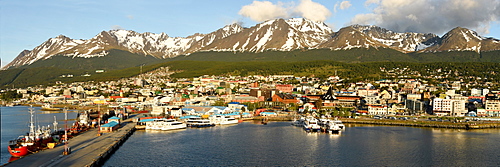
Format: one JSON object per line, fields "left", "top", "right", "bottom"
{"left": 105, "top": 121, "right": 500, "bottom": 166}
{"left": 0, "top": 106, "right": 78, "bottom": 165}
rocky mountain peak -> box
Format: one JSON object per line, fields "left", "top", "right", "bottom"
{"left": 423, "top": 27, "right": 494, "bottom": 53}
{"left": 3, "top": 18, "right": 500, "bottom": 70}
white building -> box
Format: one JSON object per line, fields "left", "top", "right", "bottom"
{"left": 485, "top": 100, "right": 500, "bottom": 117}
{"left": 433, "top": 98, "right": 466, "bottom": 116}
{"left": 368, "top": 105, "right": 388, "bottom": 115}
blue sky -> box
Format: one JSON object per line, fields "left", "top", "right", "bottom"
{"left": 1, "top": 0, "right": 499, "bottom": 68}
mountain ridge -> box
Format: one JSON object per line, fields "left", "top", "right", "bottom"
{"left": 3, "top": 18, "right": 500, "bottom": 70}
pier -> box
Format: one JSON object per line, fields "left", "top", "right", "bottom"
{"left": 5, "top": 116, "right": 137, "bottom": 167}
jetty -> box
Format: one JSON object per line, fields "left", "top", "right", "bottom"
{"left": 5, "top": 116, "right": 137, "bottom": 167}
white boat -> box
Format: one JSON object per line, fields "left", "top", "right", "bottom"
{"left": 145, "top": 119, "right": 187, "bottom": 131}
{"left": 332, "top": 119, "right": 345, "bottom": 130}
{"left": 303, "top": 117, "right": 321, "bottom": 132}
{"left": 210, "top": 115, "right": 239, "bottom": 125}
{"left": 78, "top": 111, "right": 90, "bottom": 126}
{"left": 41, "top": 103, "right": 61, "bottom": 111}
{"left": 186, "top": 117, "right": 215, "bottom": 128}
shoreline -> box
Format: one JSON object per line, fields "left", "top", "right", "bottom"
{"left": 252, "top": 116, "right": 500, "bottom": 129}
{"left": 11, "top": 104, "right": 500, "bottom": 130}
{"left": 340, "top": 119, "right": 500, "bottom": 129}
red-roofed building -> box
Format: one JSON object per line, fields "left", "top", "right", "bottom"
{"left": 276, "top": 84, "right": 293, "bottom": 93}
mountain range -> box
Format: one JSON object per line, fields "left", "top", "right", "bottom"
{"left": 3, "top": 18, "right": 500, "bottom": 70}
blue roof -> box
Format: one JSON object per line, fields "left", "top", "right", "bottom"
{"left": 260, "top": 112, "right": 277, "bottom": 115}
{"left": 101, "top": 121, "right": 119, "bottom": 127}
{"left": 108, "top": 116, "right": 120, "bottom": 120}
{"left": 179, "top": 115, "right": 200, "bottom": 119}
{"left": 228, "top": 102, "right": 240, "bottom": 104}
{"left": 139, "top": 119, "right": 157, "bottom": 122}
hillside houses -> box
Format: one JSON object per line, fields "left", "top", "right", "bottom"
{"left": 3, "top": 70, "right": 500, "bottom": 119}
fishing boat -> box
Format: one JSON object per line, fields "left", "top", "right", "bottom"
{"left": 186, "top": 117, "right": 215, "bottom": 128}
{"left": 8, "top": 107, "right": 55, "bottom": 157}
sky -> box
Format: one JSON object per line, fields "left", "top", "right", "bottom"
{"left": 1, "top": 0, "right": 500, "bottom": 68}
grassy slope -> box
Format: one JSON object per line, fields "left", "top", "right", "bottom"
{"left": 1, "top": 49, "right": 499, "bottom": 88}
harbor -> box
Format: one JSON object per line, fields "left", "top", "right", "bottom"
{"left": 4, "top": 112, "right": 137, "bottom": 167}
{"left": 4, "top": 107, "right": 498, "bottom": 167}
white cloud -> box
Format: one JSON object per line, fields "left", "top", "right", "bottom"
{"left": 111, "top": 25, "right": 124, "bottom": 30}
{"left": 339, "top": 1, "right": 352, "bottom": 10}
{"left": 238, "top": 1, "right": 289, "bottom": 22}
{"left": 239, "top": 0, "right": 331, "bottom": 22}
{"left": 364, "top": 0, "right": 380, "bottom": 6}
{"left": 295, "top": 0, "right": 331, "bottom": 22}
{"left": 350, "top": 0, "right": 500, "bottom": 35}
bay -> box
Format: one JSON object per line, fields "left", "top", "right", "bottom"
{"left": 105, "top": 121, "right": 500, "bottom": 166}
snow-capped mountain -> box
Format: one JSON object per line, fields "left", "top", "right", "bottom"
{"left": 424, "top": 27, "right": 500, "bottom": 52}
{"left": 3, "top": 18, "right": 500, "bottom": 70}
{"left": 199, "top": 18, "right": 332, "bottom": 52}
{"left": 349, "top": 25, "right": 439, "bottom": 52}
{"left": 319, "top": 26, "right": 385, "bottom": 50}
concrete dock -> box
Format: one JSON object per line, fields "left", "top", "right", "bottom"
{"left": 5, "top": 118, "right": 136, "bottom": 167}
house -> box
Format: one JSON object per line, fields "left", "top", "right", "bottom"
{"left": 108, "top": 116, "right": 121, "bottom": 124}
{"left": 169, "top": 108, "right": 183, "bottom": 117}
{"left": 207, "top": 106, "right": 232, "bottom": 115}
{"left": 100, "top": 121, "right": 120, "bottom": 133}
{"left": 368, "top": 105, "right": 388, "bottom": 115}
{"left": 231, "top": 94, "right": 260, "bottom": 103}
{"left": 275, "top": 84, "right": 293, "bottom": 93}
{"left": 485, "top": 99, "right": 500, "bottom": 117}
{"left": 260, "top": 112, "right": 277, "bottom": 117}
{"left": 299, "top": 103, "right": 317, "bottom": 113}
{"left": 272, "top": 93, "right": 299, "bottom": 104}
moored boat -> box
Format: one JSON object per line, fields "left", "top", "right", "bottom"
{"left": 303, "top": 116, "right": 321, "bottom": 132}
{"left": 41, "top": 103, "right": 61, "bottom": 111}
{"left": 186, "top": 117, "right": 215, "bottom": 128}
{"left": 210, "top": 115, "right": 239, "bottom": 125}
{"left": 145, "top": 118, "right": 187, "bottom": 131}
{"left": 8, "top": 107, "right": 55, "bottom": 157}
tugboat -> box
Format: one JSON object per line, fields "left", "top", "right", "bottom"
{"left": 8, "top": 107, "right": 54, "bottom": 157}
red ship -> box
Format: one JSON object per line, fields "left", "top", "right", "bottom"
{"left": 8, "top": 107, "right": 55, "bottom": 157}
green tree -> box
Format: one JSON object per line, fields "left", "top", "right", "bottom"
{"left": 0, "top": 91, "right": 22, "bottom": 101}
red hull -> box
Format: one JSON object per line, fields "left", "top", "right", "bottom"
{"left": 8, "top": 145, "right": 30, "bottom": 157}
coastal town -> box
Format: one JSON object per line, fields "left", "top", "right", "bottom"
{"left": 2, "top": 65, "right": 500, "bottom": 119}
{"left": 6, "top": 64, "right": 500, "bottom": 165}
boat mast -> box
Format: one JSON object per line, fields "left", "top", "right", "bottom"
{"left": 29, "top": 106, "right": 35, "bottom": 141}
{"left": 63, "top": 107, "right": 70, "bottom": 155}
{"left": 53, "top": 116, "right": 58, "bottom": 131}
